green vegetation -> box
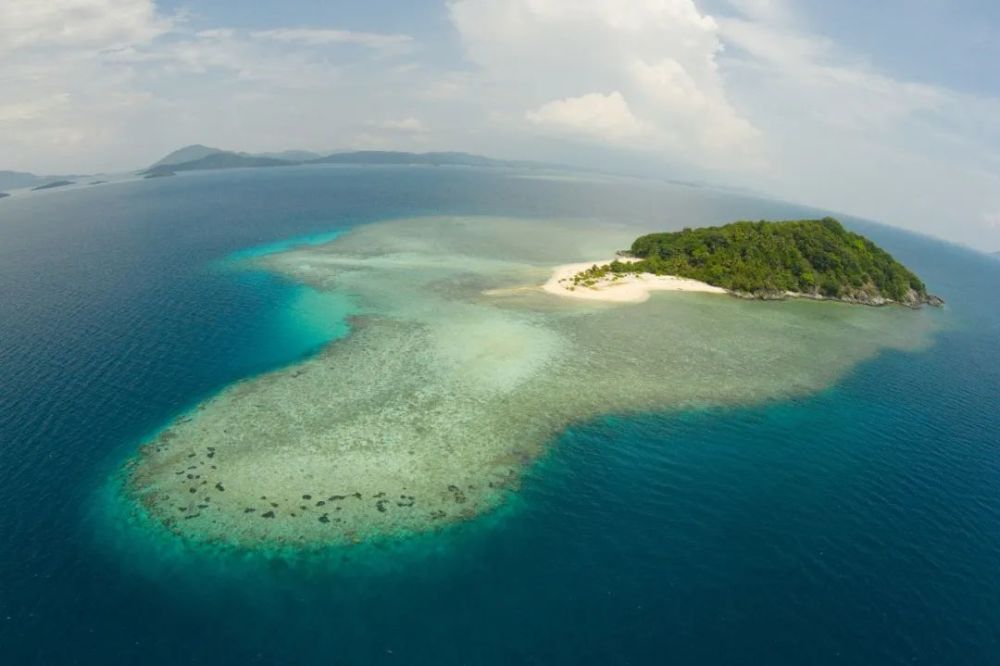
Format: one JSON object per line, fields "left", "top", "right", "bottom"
{"left": 576, "top": 218, "right": 939, "bottom": 306}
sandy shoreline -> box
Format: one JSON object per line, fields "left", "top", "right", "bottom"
{"left": 541, "top": 259, "right": 728, "bottom": 303}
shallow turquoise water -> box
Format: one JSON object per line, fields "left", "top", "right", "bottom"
{"left": 223, "top": 228, "right": 355, "bottom": 357}
{"left": 226, "top": 228, "right": 347, "bottom": 260}
{"left": 1, "top": 166, "right": 998, "bottom": 664}
{"left": 228, "top": 268, "right": 353, "bottom": 363}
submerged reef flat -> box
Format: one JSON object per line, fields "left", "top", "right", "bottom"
{"left": 126, "top": 217, "right": 939, "bottom": 548}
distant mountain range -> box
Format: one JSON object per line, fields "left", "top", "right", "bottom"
{"left": 150, "top": 144, "right": 325, "bottom": 168}
{"left": 141, "top": 145, "right": 551, "bottom": 177}
{"left": 0, "top": 147, "right": 559, "bottom": 198}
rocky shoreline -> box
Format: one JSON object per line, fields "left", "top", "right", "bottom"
{"left": 729, "top": 287, "right": 944, "bottom": 308}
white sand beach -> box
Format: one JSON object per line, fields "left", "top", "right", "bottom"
{"left": 542, "top": 259, "right": 728, "bottom": 303}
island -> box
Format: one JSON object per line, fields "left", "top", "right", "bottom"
{"left": 139, "top": 145, "right": 560, "bottom": 178}
{"left": 0, "top": 169, "right": 48, "bottom": 190}
{"left": 562, "top": 218, "right": 942, "bottom": 307}
{"left": 31, "top": 180, "right": 74, "bottom": 191}
{"left": 0, "top": 192, "right": 9, "bottom": 199}
{"left": 123, "top": 216, "right": 943, "bottom": 550}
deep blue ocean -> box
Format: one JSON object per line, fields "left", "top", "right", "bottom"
{"left": 1, "top": 166, "right": 998, "bottom": 665}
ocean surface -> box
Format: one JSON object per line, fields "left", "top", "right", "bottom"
{"left": 1, "top": 165, "right": 998, "bottom": 664}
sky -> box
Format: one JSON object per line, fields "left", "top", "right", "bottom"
{"left": 1, "top": 1, "right": 998, "bottom": 250}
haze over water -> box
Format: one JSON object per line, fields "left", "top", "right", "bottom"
{"left": 2, "top": 166, "right": 999, "bottom": 664}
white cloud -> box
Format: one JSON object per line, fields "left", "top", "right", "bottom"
{"left": 526, "top": 92, "right": 644, "bottom": 142}
{"left": 0, "top": 0, "right": 169, "bottom": 53}
{"left": 712, "top": 1, "right": 1000, "bottom": 248}
{"left": 0, "top": 0, "right": 424, "bottom": 172}
{"left": 449, "top": 0, "right": 761, "bottom": 167}
{"left": 0, "top": 95, "right": 71, "bottom": 122}
{"left": 628, "top": 58, "right": 759, "bottom": 153}
{"left": 0, "top": 0, "right": 171, "bottom": 171}
{"left": 717, "top": 16, "right": 947, "bottom": 131}
{"left": 379, "top": 117, "right": 427, "bottom": 132}
{"left": 249, "top": 28, "right": 413, "bottom": 52}
{"left": 724, "top": 0, "right": 793, "bottom": 25}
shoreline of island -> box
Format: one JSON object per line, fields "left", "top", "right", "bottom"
{"left": 541, "top": 216, "right": 944, "bottom": 309}
{"left": 539, "top": 258, "right": 943, "bottom": 308}
{"left": 541, "top": 258, "right": 728, "bottom": 303}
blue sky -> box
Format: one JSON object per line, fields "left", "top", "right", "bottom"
{"left": 1, "top": 0, "right": 998, "bottom": 250}
{"left": 791, "top": 0, "right": 1000, "bottom": 96}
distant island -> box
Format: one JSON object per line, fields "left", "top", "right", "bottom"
{"left": 140, "top": 144, "right": 558, "bottom": 178}
{"left": 0, "top": 192, "right": 8, "bottom": 199}
{"left": 569, "top": 218, "right": 942, "bottom": 307}
{"left": 0, "top": 169, "right": 57, "bottom": 190}
{"left": 31, "top": 180, "right": 75, "bottom": 191}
